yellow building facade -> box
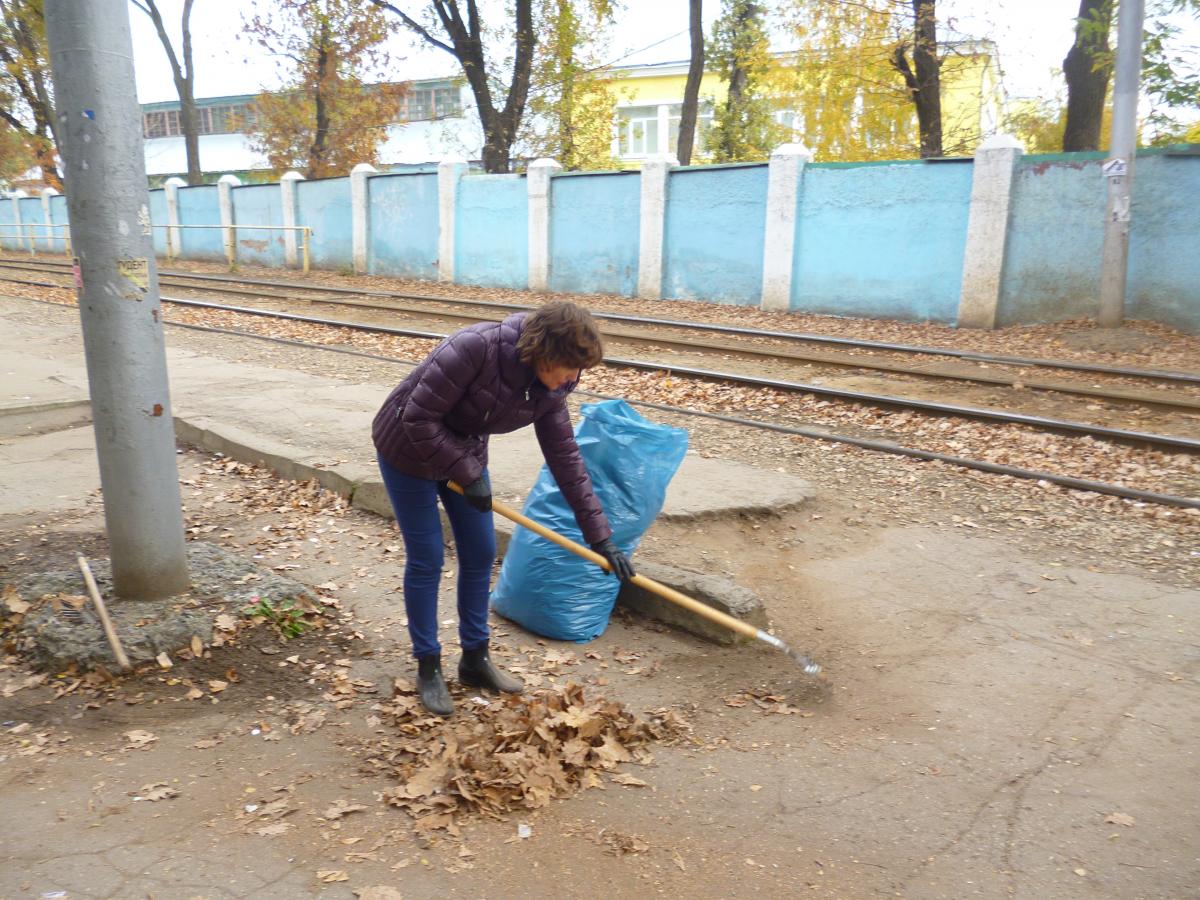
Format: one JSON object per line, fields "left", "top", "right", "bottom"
{"left": 606, "top": 41, "right": 1003, "bottom": 163}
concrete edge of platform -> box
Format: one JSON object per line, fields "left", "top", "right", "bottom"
{"left": 0, "top": 399, "right": 92, "bottom": 439}
{"left": 173, "top": 415, "right": 772, "bottom": 646}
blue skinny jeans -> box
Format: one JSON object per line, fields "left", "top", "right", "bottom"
{"left": 377, "top": 455, "right": 496, "bottom": 659}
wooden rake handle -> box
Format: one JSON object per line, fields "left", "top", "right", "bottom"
{"left": 447, "top": 481, "right": 763, "bottom": 643}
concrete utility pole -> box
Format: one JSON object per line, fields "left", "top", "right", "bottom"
{"left": 1097, "top": 0, "right": 1146, "bottom": 327}
{"left": 44, "top": 0, "right": 190, "bottom": 600}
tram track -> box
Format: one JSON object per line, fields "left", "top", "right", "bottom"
{"left": 3, "top": 256, "right": 1198, "bottom": 399}
{"left": 2, "top": 256, "right": 1197, "bottom": 498}
{"left": 2, "top": 262, "right": 1200, "bottom": 458}
{"left": 7, "top": 289, "right": 1196, "bottom": 511}
{"left": 3, "top": 258, "right": 1199, "bottom": 446}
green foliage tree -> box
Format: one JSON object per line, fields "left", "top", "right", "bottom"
{"left": 244, "top": 0, "right": 405, "bottom": 179}
{"left": 1062, "top": 0, "right": 1113, "bottom": 151}
{"left": 1063, "top": 0, "right": 1200, "bottom": 151}
{"left": 707, "top": 0, "right": 789, "bottom": 162}
{"left": 0, "top": 0, "right": 59, "bottom": 187}
{"left": 521, "top": 0, "right": 620, "bottom": 170}
{"left": 1141, "top": 1, "right": 1200, "bottom": 142}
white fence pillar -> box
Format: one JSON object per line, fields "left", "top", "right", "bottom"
{"left": 10, "top": 190, "right": 28, "bottom": 254}
{"left": 637, "top": 154, "right": 677, "bottom": 300}
{"left": 761, "top": 143, "right": 813, "bottom": 312}
{"left": 527, "top": 157, "right": 561, "bottom": 291}
{"left": 958, "top": 134, "right": 1024, "bottom": 330}
{"left": 438, "top": 157, "right": 468, "bottom": 283}
{"left": 40, "top": 187, "right": 60, "bottom": 252}
{"left": 163, "top": 176, "right": 186, "bottom": 259}
{"left": 217, "top": 173, "right": 240, "bottom": 266}
{"left": 280, "top": 170, "right": 304, "bottom": 268}
{"left": 351, "top": 162, "right": 376, "bottom": 274}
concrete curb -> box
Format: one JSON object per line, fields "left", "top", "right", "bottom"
{"left": 173, "top": 415, "right": 772, "bottom": 645}
{"left": 616, "top": 559, "right": 767, "bottom": 646}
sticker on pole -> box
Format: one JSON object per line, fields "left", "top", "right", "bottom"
{"left": 117, "top": 258, "right": 150, "bottom": 299}
{"left": 1102, "top": 158, "right": 1127, "bottom": 178}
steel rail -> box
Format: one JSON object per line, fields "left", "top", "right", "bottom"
{"left": 150, "top": 294, "right": 1200, "bottom": 453}
{"left": 3, "top": 269, "right": 1197, "bottom": 449}
{"left": 2, "top": 255, "right": 1197, "bottom": 386}
{"left": 4, "top": 266, "right": 1200, "bottom": 418}
{"left": 11, "top": 292, "right": 1197, "bottom": 510}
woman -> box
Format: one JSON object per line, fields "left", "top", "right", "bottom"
{"left": 372, "top": 301, "right": 635, "bottom": 716}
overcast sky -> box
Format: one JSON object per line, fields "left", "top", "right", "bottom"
{"left": 128, "top": 0, "right": 1196, "bottom": 105}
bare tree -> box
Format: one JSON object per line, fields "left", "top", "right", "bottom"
{"left": 131, "top": 0, "right": 202, "bottom": 184}
{"left": 1061, "top": 0, "right": 1113, "bottom": 151}
{"left": 370, "top": 0, "right": 535, "bottom": 173}
{"left": 890, "top": 0, "right": 943, "bottom": 158}
{"left": 677, "top": 0, "right": 705, "bottom": 164}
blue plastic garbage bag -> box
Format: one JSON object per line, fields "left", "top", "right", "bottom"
{"left": 490, "top": 399, "right": 688, "bottom": 642}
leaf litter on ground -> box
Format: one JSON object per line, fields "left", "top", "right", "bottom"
{"left": 357, "top": 682, "right": 687, "bottom": 835}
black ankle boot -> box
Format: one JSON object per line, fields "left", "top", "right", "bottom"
{"left": 458, "top": 645, "right": 523, "bottom": 694}
{"left": 416, "top": 654, "right": 454, "bottom": 716}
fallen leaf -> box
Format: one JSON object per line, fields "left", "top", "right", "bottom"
{"left": 135, "top": 782, "right": 179, "bottom": 801}
{"left": 2, "top": 589, "right": 30, "bottom": 615}
{"left": 190, "top": 635, "right": 204, "bottom": 656}
{"left": 208, "top": 679, "right": 228, "bottom": 693}
{"left": 255, "top": 821, "right": 293, "bottom": 836}
{"left": 355, "top": 888, "right": 404, "bottom": 900}
{"left": 155, "top": 652, "right": 173, "bottom": 670}
{"left": 185, "top": 686, "right": 204, "bottom": 701}
{"left": 323, "top": 799, "right": 369, "bottom": 820}
{"left": 1104, "top": 812, "right": 1136, "bottom": 827}
{"left": 611, "top": 773, "right": 647, "bottom": 787}
{"left": 214, "top": 613, "right": 237, "bottom": 632}
{"left": 124, "top": 729, "right": 157, "bottom": 749}
{"left": 317, "top": 870, "right": 350, "bottom": 883}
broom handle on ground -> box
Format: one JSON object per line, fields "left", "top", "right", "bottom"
{"left": 78, "top": 554, "right": 132, "bottom": 672}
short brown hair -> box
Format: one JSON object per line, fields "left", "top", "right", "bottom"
{"left": 516, "top": 301, "right": 604, "bottom": 369}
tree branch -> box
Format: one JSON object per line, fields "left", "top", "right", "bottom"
{"left": 0, "top": 104, "right": 30, "bottom": 132}
{"left": 890, "top": 43, "right": 918, "bottom": 92}
{"left": 366, "top": 0, "right": 455, "bottom": 54}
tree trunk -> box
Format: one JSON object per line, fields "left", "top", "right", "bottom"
{"left": 890, "top": 0, "right": 943, "bottom": 158}
{"left": 370, "top": 0, "right": 536, "bottom": 174}
{"left": 1062, "top": 0, "right": 1112, "bottom": 152}
{"left": 677, "top": 0, "right": 704, "bottom": 165}
{"left": 178, "top": 0, "right": 201, "bottom": 184}
{"left": 178, "top": 90, "right": 202, "bottom": 185}
{"left": 910, "top": 0, "right": 942, "bottom": 157}
{"left": 309, "top": 24, "right": 332, "bottom": 177}
{"left": 135, "top": 0, "right": 202, "bottom": 183}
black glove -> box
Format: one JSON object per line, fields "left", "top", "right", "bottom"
{"left": 591, "top": 537, "right": 635, "bottom": 582}
{"left": 462, "top": 475, "right": 492, "bottom": 513}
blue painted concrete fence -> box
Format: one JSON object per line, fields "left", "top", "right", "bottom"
{"left": 17, "top": 148, "right": 1200, "bottom": 333}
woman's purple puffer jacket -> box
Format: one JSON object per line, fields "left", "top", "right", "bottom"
{"left": 372, "top": 312, "right": 611, "bottom": 545}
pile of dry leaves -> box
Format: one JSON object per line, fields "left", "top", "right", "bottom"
{"left": 359, "top": 682, "right": 687, "bottom": 835}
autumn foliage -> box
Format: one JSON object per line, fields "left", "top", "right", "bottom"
{"left": 243, "top": 0, "right": 405, "bottom": 179}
